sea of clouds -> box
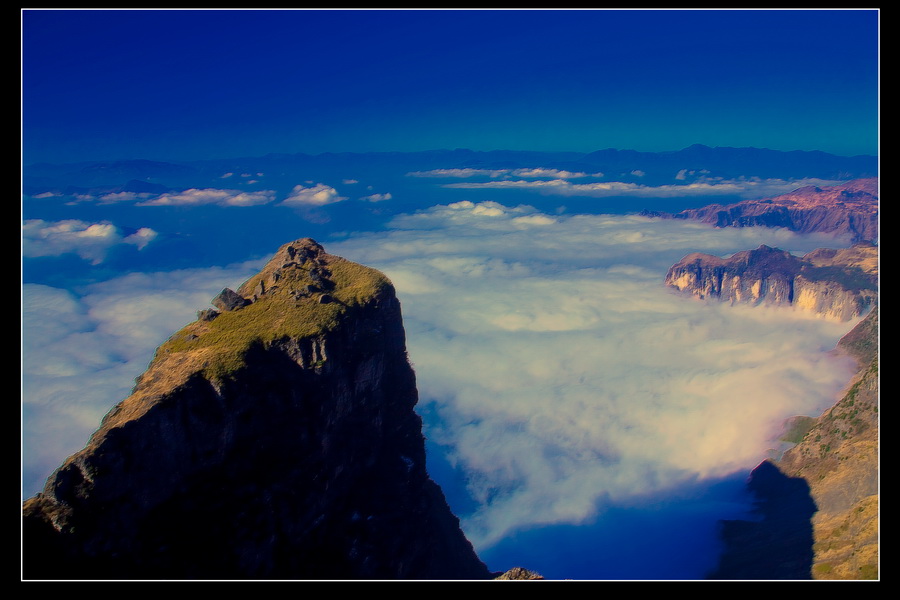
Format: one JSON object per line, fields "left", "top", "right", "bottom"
{"left": 329, "top": 201, "right": 861, "bottom": 551}
{"left": 22, "top": 198, "right": 864, "bottom": 578}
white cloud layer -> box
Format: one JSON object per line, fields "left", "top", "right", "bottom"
{"left": 360, "top": 192, "right": 392, "bottom": 202}
{"left": 443, "top": 177, "right": 843, "bottom": 199}
{"left": 22, "top": 201, "right": 865, "bottom": 555}
{"left": 21, "top": 260, "right": 264, "bottom": 496}
{"left": 280, "top": 183, "right": 347, "bottom": 207}
{"left": 407, "top": 167, "right": 604, "bottom": 179}
{"left": 89, "top": 191, "right": 157, "bottom": 204}
{"left": 22, "top": 219, "right": 158, "bottom": 264}
{"left": 138, "top": 188, "right": 276, "bottom": 207}
{"left": 407, "top": 168, "right": 514, "bottom": 178}
{"left": 330, "top": 201, "right": 864, "bottom": 549}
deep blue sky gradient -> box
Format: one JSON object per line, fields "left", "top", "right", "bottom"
{"left": 23, "top": 9, "right": 879, "bottom": 164}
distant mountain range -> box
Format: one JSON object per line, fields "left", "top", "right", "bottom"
{"left": 23, "top": 145, "right": 878, "bottom": 194}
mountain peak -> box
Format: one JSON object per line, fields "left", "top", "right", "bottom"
{"left": 23, "top": 239, "right": 490, "bottom": 580}
{"left": 153, "top": 239, "right": 392, "bottom": 386}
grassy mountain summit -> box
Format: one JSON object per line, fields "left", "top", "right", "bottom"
{"left": 148, "top": 238, "right": 390, "bottom": 380}
{"left": 97, "top": 238, "right": 394, "bottom": 432}
{"left": 23, "top": 237, "right": 490, "bottom": 580}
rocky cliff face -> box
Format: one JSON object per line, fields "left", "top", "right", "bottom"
{"left": 710, "top": 310, "right": 878, "bottom": 580}
{"left": 22, "top": 238, "right": 491, "bottom": 580}
{"left": 665, "top": 244, "right": 878, "bottom": 321}
{"left": 776, "top": 310, "right": 879, "bottom": 579}
{"left": 645, "top": 178, "right": 878, "bottom": 244}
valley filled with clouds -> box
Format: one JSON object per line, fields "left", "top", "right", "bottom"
{"left": 22, "top": 8, "right": 878, "bottom": 580}
{"left": 23, "top": 165, "right": 866, "bottom": 577}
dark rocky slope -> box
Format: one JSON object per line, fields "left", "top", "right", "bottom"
{"left": 22, "top": 238, "right": 491, "bottom": 580}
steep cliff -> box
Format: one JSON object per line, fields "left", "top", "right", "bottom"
{"left": 776, "top": 310, "right": 879, "bottom": 579}
{"left": 22, "top": 238, "right": 491, "bottom": 580}
{"left": 665, "top": 244, "right": 878, "bottom": 320}
{"left": 710, "top": 310, "right": 878, "bottom": 580}
{"left": 671, "top": 235, "right": 880, "bottom": 579}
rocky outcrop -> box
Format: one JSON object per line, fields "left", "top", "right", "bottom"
{"left": 645, "top": 178, "right": 878, "bottom": 244}
{"left": 22, "top": 238, "right": 491, "bottom": 581}
{"left": 211, "top": 287, "right": 250, "bottom": 311}
{"left": 494, "top": 567, "right": 545, "bottom": 580}
{"left": 665, "top": 243, "right": 877, "bottom": 320}
{"left": 710, "top": 310, "right": 879, "bottom": 580}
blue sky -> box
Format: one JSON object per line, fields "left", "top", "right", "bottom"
{"left": 23, "top": 8, "right": 878, "bottom": 164}
{"left": 22, "top": 8, "right": 878, "bottom": 580}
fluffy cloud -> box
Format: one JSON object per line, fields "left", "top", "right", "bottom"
{"left": 407, "top": 167, "right": 603, "bottom": 179}
{"left": 509, "top": 168, "right": 602, "bottom": 179}
{"left": 360, "top": 192, "right": 392, "bottom": 202}
{"left": 675, "top": 168, "right": 711, "bottom": 180}
{"left": 280, "top": 183, "right": 347, "bottom": 207}
{"left": 21, "top": 260, "right": 264, "bottom": 497}
{"left": 138, "top": 188, "right": 276, "bottom": 207}
{"left": 407, "top": 168, "right": 511, "bottom": 178}
{"left": 408, "top": 165, "right": 839, "bottom": 199}
{"left": 443, "top": 177, "right": 843, "bottom": 199}
{"left": 88, "top": 191, "right": 157, "bottom": 204}
{"left": 21, "top": 200, "right": 866, "bottom": 560}
{"left": 331, "top": 201, "right": 863, "bottom": 549}
{"left": 22, "top": 219, "right": 158, "bottom": 264}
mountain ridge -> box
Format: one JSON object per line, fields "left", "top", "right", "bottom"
{"left": 22, "top": 238, "right": 491, "bottom": 580}
{"left": 23, "top": 146, "right": 877, "bottom": 192}
{"left": 645, "top": 178, "right": 878, "bottom": 243}
{"left": 24, "top": 144, "right": 878, "bottom": 170}
{"left": 710, "top": 309, "right": 878, "bottom": 579}
{"left": 665, "top": 243, "right": 877, "bottom": 321}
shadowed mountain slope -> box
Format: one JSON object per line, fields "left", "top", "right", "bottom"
{"left": 22, "top": 238, "right": 491, "bottom": 580}
{"left": 709, "top": 310, "right": 878, "bottom": 580}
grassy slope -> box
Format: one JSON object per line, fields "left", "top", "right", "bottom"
{"left": 160, "top": 256, "right": 389, "bottom": 380}
{"left": 777, "top": 310, "right": 879, "bottom": 580}
{"left": 98, "top": 243, "right": 392, "bottom": 431}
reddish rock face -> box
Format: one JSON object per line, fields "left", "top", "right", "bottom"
{"left": 657, "top": 178, "right": 878, "bottom": 244}
{"left": 664, "top": 243, "right": 877, "bottom": 321}
{"left": 761, "top": 178, "right": 878, "bottom": 212}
